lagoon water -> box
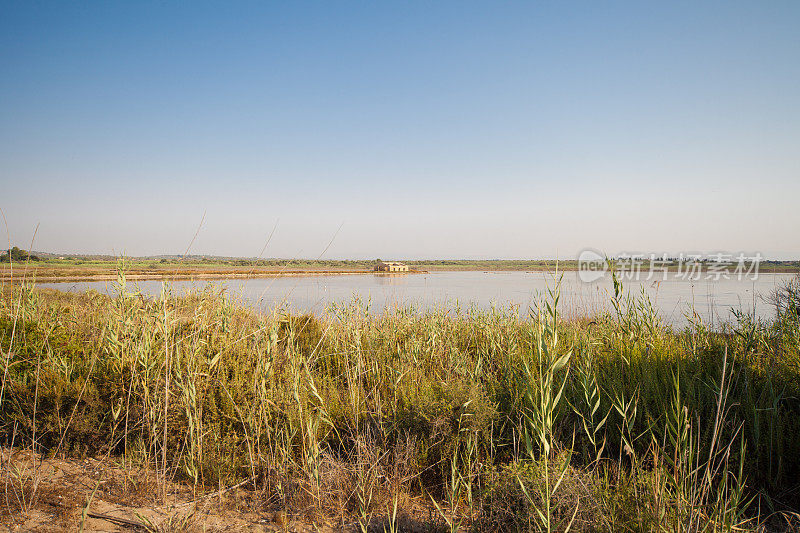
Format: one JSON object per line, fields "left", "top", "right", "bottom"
{"left": 39, "top": 271, "right": 794, "bottom": 328}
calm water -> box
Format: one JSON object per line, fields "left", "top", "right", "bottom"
{"left": 39, "top": 271, "right": 793, "bottom": 327}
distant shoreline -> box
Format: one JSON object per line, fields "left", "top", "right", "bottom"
{"left": 0, "top": 269, "right": 430, "bottom": 284}
{"left": 1, "top": 259, "right": 798, "bottom": 284}
{"left": 0, "top": 264, "right": 800, "bottom": 283}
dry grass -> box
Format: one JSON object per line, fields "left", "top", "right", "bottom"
{"left": 1, "top": 270, "right": 799, "bottom": 531}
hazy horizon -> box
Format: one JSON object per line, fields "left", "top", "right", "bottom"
{"left": 14, "top": 247, "right": 799, "bottom": 263}
{"left": 2, "top": 2, "right": 799, "bottom": 260}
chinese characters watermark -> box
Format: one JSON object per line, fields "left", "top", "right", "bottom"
{"left": 577, "top": 249, "right": 762, "bottom": 283}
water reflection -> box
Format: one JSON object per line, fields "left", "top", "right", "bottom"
{"left": 38, "top": 271, "right": 792, "bottom": 328}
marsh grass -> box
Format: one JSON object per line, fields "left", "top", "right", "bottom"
{"left": 1, "top": 267, "right": 799, "bottom": 531}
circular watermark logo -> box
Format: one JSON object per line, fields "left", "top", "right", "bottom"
{"left": 578, "top": 249, "right": 607, "bottom": 283}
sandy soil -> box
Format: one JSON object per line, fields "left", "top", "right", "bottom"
{"left": 0, "top": 448, "right": 340, "bottom": 532}
{"left": 0, "top": 448, "right": 442, "bottom": 532}
{"left": 0, "top": 267, "right": 386, "bottom": 284}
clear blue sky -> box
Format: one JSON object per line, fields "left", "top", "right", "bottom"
{"left": 1, "top": 1, "right": 798, "bottom": 259}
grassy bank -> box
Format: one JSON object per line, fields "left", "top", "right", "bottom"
{"left": 1, "top": 271, "right": 799, "bottom": 531}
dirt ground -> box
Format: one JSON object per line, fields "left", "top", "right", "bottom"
{"left": 0, "top": 266, "right": 380, "bottom": 284}
{"left": 0, "top": 448, "right": 439, "bottom": 532}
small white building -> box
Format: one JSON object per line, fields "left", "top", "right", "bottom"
{"left": 374, "top": 261, "right": 409, "bottom": 272}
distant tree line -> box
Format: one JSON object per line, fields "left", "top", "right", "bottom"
{"left": 0, "top": 246, "right": 39, "bottom": 263}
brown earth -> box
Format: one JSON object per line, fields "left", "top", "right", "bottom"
{"left": 0, "top": 267, "right": 427, "bottom": 284}
{"left": 0, "top": 448, "right": 440, "bottom": 532}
